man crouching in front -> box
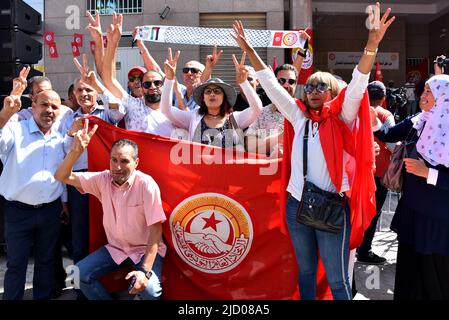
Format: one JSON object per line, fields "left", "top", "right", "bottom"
{"left": 54, "top": 119, "right": 166, "bottom": 300}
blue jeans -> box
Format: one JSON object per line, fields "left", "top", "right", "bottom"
{"left": 3, "top": 200, "right": 61, "bottom": 300}
{"left": 286, "top": 193, "right": 352, "bottom": 300}
{"left": 76, "top": 246, "right": 163, "bottom": 300}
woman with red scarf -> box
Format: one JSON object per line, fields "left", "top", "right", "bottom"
{"left": 232, "top": 3, "right": 395, "bottom": 300}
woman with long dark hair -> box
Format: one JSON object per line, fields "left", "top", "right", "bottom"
{"left": 161, "top": 49, "right": 262, "bottom": 149}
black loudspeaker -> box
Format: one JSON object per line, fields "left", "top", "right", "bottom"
{"left": 0, "top": 30, "right": 42, "bottom": 63}
{"left": 0, "top": 0, "right": 42, "bottom": 34}
{"left": 0, "top": 62, "right": 43, "bottom": 95}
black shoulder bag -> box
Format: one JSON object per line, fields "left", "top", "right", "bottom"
{"left": 295, "top": 120, "right": 347, "bottom": 234}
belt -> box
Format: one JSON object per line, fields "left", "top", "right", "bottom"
{"left": 73, "top": 169, "right": 88, "bottom": 172}
{"left": 10, "top": 198, "right": 60, "bottom": 209}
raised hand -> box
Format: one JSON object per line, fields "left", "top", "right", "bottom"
{"left": 366, "top": 2, "right": 395, "bottom": 46}
{"left": 86, "top": 10, "right": 102, "bottom": 39}
{"left": 67, "top": 117, "right": 84, "bottom": 137}
{"left": 106, "top": 12, "right": 123, "bottom": 44}
{"left": 133, "top": 26, "right": 145, "bottom": 49}
{"left": 11, "top": 66, "right": 30, "bottom": 96}
{"left": 71, "top": 118, "right": 98, "bottom": 153}
{"left": 205, "top": 45, "right": 223, "bottom": 69}
{"left": 231, "top": 20, "right": 252, "bottom": 52}
{"left": 73, "top": 53, "right": 98, "bottom": 87}
{"left": 2, "top": 95, "right": 22, "bottom": 115}
{"left": 164, "top": 47, "right": 180, "bottom": 81}
{"left": 232, "top": 52, "right": 248, "bottom": 84}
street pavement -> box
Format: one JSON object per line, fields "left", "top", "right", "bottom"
{"left": 0, "top": 191, "right": 401, "bottom": 300}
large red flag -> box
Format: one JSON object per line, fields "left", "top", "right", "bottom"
{"left": 86, "top": 117, "right": 334, "bottom": 299}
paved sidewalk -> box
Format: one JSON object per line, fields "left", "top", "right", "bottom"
{"left": 0, "top": 191, "right": 401, "bottom": 300}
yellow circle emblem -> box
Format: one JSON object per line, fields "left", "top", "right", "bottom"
{"left": 169, "top": 193, "right": 253, "bottom": 274}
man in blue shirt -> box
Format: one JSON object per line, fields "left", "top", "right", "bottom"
{"left": 0, "top": 90, "right": 66, "bottom": 300}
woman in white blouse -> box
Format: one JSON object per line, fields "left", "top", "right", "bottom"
{"left": 232, "top": 3, "right": 395, "bottom": 300}
{"left": 161, "top": 49, "right": 262, "bottom": 149}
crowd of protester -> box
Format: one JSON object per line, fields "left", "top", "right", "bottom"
{"left": 0, "top": 2, "right": 448, "bottom": 301}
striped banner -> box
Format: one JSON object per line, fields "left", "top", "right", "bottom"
{"left": 135, "top": 25, "right": 307, "bottom": 49}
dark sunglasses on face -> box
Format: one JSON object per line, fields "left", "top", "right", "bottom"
{"left": 182, "top": 67, "right": 201, "bottom": 74}
{"left": 128, "top": 75, "right": 142, "bottom": 82}
{"left": 304, "top": 82, "right": 330, "bottom": 94}
{"left": 142, "top": 80, "right": 163, "bottom": 89}
{"left": 278, "top": 77, "right": 297, "bottom": 86}
{"left": 203, "top": 87, "right": 223, "bottom": 95}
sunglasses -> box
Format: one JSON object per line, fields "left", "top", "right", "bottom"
{"left": 203, "top": 87, "right": 223, "bottom": 95}
{"left": 278, "top": 78, "right": 297, "bottom": 86}
{"left": 182, "top": 67, "right": 201, "bottom": 74}
{"left": 142, "top": 80, "right": 163, "bottom": 89}
{"left": 304, "top": 82, "right": 330, "bottom": 94}
{"left": 128, "top": 75, "right": 142, "bottom": 82}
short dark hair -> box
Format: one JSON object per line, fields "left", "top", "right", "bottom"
{"left": 68, "top": 84, "right": 75, "bottom": 97}
{"left": 274, "top": 64, "right": 298, "bottom": 79}
{"left": 110, "top": 139, "right": 139, "bottom": 160}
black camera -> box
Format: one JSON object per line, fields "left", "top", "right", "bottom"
{"left": 435, "top": 56, "right": 449, "bottom": 68}
{"left": 386, "top": 87, "right": 408, "bottom": 122}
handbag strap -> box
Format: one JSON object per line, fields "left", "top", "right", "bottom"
{"left": 303, "top": 120, "right": 310, "bottom": 181}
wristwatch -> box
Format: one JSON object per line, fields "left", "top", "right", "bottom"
{"left": 140, "top": 269, "right": 153, "bottom": 280}
{"left": 364, "top": 47, "right": 378, "bottom": 56}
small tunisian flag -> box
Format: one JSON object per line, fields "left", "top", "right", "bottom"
{"left": 73, "top": 33, "right": 84, "bottom": 47}
{"left": 48, "top": 42, "right": 58, "bottom": 59}
{"left": 86, "top": 117, "right": 333, "bottom": 300}
{"left": 71, "top": 42, "right": 80, "bottom": 57}
{"left": 43, "top": 31, "right": 55, "bottom": 45}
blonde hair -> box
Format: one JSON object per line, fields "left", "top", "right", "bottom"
{"left": 301, "top": 71, "right": 342, "bottom": 109}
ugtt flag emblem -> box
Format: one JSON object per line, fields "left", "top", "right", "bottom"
{"left": 87, "top": 117, "right": 332, "bottom": 299}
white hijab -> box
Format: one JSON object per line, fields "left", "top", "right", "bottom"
{"left": 413, "top": 74, "right": 449, "bottom": 167}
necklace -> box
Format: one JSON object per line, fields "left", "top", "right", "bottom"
{"left": 207, "top": 113, "right": 221, "bottom": 119}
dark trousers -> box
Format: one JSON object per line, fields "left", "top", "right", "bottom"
{"left": 3, "top": 199, "right": 62, "bottom": 300}
{"left": 357, "top": 177, "right": 389, "bottom": 255}
{"left": 395, "top": 242, "right": 449, "bottom": 300}
{"left": 67, "top": 184, "right": 89, "bottom": 264}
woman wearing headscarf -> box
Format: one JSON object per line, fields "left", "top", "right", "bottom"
{"left": 160, "top": 49, "right": 262, "bottom": 149}
{"left": 231, "top": 3, "right": 395, "bottom": 300}
{"left": 373, "top": 74, "right": 449, "bottom": 300}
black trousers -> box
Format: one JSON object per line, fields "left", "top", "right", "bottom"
{"left": 395, "top": 242, "right": 449, "bottom": 300}
{"left": 357, "top": 177, "right": 389, "bottom": 255}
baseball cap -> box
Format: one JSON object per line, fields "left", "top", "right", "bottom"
{"left": 128, "top": 66, "right": 147, "bottom": 78}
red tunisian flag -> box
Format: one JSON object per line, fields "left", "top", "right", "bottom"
{"left": 86, "top": 117, "right": 333, "bottom": 299}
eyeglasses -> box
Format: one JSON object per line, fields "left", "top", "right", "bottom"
{"left": 182, "top": 67, "right": 201, "bottom": 74}
{"left": 304, "top": 82, "right": 330, "bottom": 94}
{"left": 278, "top": 78, "right": 297, "bottom": 86}
{"left": 142, "top": 80, "right": 163, "bottom": 89}
{"left": 128, "top": 75, "right": 142, "bottom": 82}
{"left": 203, "top": 87, "right": 223, "bottom": 95}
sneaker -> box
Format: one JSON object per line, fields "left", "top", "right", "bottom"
{"left": 357, "top": 251, "right": 386, "bottom": 265}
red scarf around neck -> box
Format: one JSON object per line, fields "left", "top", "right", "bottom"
{"left": 281, "top": 87, "right": 376, "bottom": 250}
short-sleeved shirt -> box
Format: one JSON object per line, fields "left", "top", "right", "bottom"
{"left": 77, "top": 170, "right": 166, "bottom": 264}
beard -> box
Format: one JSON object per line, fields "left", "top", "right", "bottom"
{"left": 144, "top": 92, "right": 161, "bottom": 104}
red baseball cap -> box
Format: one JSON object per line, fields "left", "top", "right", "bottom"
{"left": 128, "top": 66, "right": 147, "bottom": 78}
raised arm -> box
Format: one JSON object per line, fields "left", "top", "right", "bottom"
{"left": 161, "top": 48, "right": 192, "bottom": 129}
{"left": 101, "top": 12, "right": 127, "bottom": 99}
{"left": 54, "top": 119, "right": 98, "bottom": 188}
{"left": 10, "top": 66, "right": 30, "bottom": 97}
{"left": 73, "top": 54, "right": 106, "bottom": 94}
{"left": 341, "top": 3, "right": 395, "bottom": 123}
{"left": 231, "top": 53, "right": 262, "bottom": 128}
{"left": 133, "top": 27, "right": 164, "bottom": 76}
{"left": 231, "top": 20, "right": 302, "bottom": 124}
{"left": 201, "top": 45, "right": 223, "bottom": 82}
{"left": 86, "top": 11, "right": 105, "bottom": 78}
